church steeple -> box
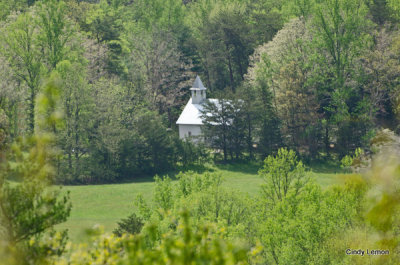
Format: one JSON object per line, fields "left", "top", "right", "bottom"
{"left": 190, "top": 76, "right": 206, "bottom": 104}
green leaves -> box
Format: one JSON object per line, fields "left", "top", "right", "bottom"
{"left": 340, "top": 147, "right": 365, "bottom": 172}
{"left": 0, "top": 0, "right": 78, "bottom": 135}
{"left": 36, "top": 0, "right": 73, "bottom": 70}
{"left": 60, "top": 211, "right": 250, "bottom": 265}
{"left": 201, "top": 95, "right": 247, "bottom": 161}
{"left": 154, "top": 175, "right": 174, "bottom": 212}
{"left": 0, "top": 75, "right": 71, "bottom": 264}
{"left": 259, "top": 148, "right": 308, "bottom": 203}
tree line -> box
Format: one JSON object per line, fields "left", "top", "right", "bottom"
{"left": 0, "top": 0, "right": 399, "bottom": 183}
{"left": 201, "top": 0, "right": 400, "bottom": 161}
{"left": 2, "top": 116, "right": 399, "bottom": 264}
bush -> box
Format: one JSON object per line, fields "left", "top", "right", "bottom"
{"left": 259, "top": 148, "right": 308, "bottom": 204}
{"left": 57, "top": 211, "right": 253, "bottom": 265}
{"left": 176, "top": 138, "right": 209, "bottom": 168}
{"left": 113, "top": 213, "right": 144, "bottom": 237}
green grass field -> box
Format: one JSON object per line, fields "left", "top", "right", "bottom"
{"left": 57, "top": 162, "right": 346, "bottom": 242}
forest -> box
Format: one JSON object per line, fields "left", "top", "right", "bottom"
{"left": 0, "top": 0, "right": 399, "bottom": 264}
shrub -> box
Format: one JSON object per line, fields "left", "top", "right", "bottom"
{"left": 258, "top": 148, "right": 308, "bottom": 204}
{"left": 58, "top": 211, "right": 252, "bottom": 265}
{"left": 113, "top": 213, "right": 144, "bottom": 237}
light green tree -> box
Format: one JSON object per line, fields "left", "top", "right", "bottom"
{"left": 258, "top": 148, "right": 308, "bottom": 204}
{"left": 1, "top": 12, "right": 43, "bottom": 133}
{"left": 0, "top": 0, "right": 28, "bottom": 21}
{"left": 1, "top": 0, "right": 77, "bottom": 134}
{"left": 37, "top": 0, "right": 75, "bottom": 71}
{"left": 247, "top": 18, "right": 321, "bottom": 156}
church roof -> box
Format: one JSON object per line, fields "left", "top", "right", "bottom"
{"left": 176, "top": 98, "right": 219, "bottom": 125}
{"left": 190, "top": 75, "right": 206, "bottom": 90}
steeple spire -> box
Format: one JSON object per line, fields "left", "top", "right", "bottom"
{"left": 190, "top": 76, "right": 207, "bottom": 104}
{"left": 192, "top": 75, "right": 205, "bottom": 89}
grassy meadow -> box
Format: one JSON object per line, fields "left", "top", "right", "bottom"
{"left": 57, "top": 162, "right": 346, "bottom": 243}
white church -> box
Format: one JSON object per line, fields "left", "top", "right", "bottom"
{"left": 176, "top": 76, "right": 217, "bottom": 139}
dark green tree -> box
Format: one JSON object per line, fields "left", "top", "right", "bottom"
{"left": 188, "top": 2, "right": 255, "bottom": 91}
{"left": 113, "top": 212, "right": 144, "bottom": 236}
{"left": 201, "top": 93, "right": 246, "bottom": 161}
{"left": 201, "top": 96, "right": 231, "bottom": 162}
{"left": 134, "top": 110, "right": 177, "bottom": 173}
{"left": 369, "top": 0, "right": 392, "bottom": 25}
{"left": 312, "top": 0, "right": 373, "bottom": 155}
{"left": 56, "top": 60, "right": 92, "bottom": 183}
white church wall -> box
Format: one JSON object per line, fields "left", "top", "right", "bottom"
{"left": 179, "top": 124, "right": 203, "bottom": 140}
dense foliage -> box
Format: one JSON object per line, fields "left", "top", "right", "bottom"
{"left": 0, "top": 0, "right": 400, "bottom": 180}
{"left": 0, "top": 0, "right": 400, "bottom": 264}
{"left": 0, "top": 76, "right": 71, "bottom": 265}
{"left": 39, "top": 147, "right": 398, "bottom": 264}
{"left": 0, "top": 0, "right": 399, "bottom": 182}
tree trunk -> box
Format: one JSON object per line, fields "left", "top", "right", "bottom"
{"left": 325, "top": 123, "right": 330, "bottom": 158}
{"left": 234, "top": 48, "right": 245, "bottom": 80}
{"left": 247, "top": 114, "right": 253, "bottom": 158}
{"left": 225, "top": 44, "right": 234, "bottom": 91}
{"left": 223, "top": 132, "right": 227, "bottom": 162}
{"left": 28, "top": 87, "right": 35, "bottom": 134}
